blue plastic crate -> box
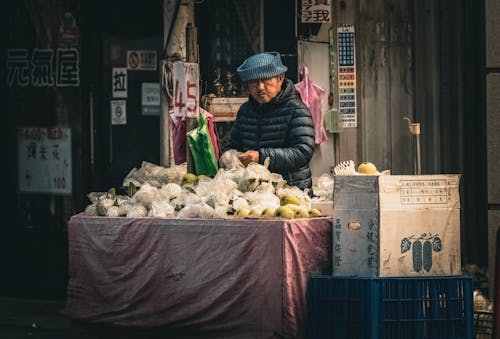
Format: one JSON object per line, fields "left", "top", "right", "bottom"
{"left": 306, "top": 275, "right": 473, "bottom": 339}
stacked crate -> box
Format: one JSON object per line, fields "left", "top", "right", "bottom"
{"left": 306, "top": 175, "right": 474, "bottom": 339}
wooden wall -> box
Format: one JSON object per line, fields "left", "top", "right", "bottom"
{"left": 332, "top": 0, "right": 488, "bottom": 269}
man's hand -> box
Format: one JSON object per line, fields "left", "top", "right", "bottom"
{"left": 238, "top": 150, "right": 259, "bottom": 167}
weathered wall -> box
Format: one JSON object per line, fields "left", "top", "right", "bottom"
{"left": 332, "top": 0, "right": 418, "bottom": 175}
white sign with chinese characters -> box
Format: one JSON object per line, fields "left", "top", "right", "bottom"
{"left": 111, "top": 100, "right": 127, "bottom": 125}
{"left": 141, "top": 82, "right": 160, "bottom": 116}
{"left": 6, "top": 48, "right": 80, "bottom": 87}
{"left": 127, "top": 50, "right": 157, "bottom": 71}
{"left": 112, "top": 67, "right": 127, "bottom": 98}
{"left": 337, "top": 24, "right": 357, "bottom": 128}
{"left": 172, "top": 62, "right": 199, "bottom": 118}
{"left": 17, "top": 127, "right": 72, "bottom": 195}
{"left": 301, "top": 0, "right": 331, "bottom": 23}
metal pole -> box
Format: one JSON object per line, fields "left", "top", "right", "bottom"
{"left": 404, "top": 117, "right": 421, "bottom": 175}
{"left": 415, "top": 133, "right": 421, "bottom": 175}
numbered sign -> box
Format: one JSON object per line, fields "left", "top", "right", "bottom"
{"left": 17, "top": 127, "right": 72, "bottom": 195}
{"left": 172, "top": 61, "right": 199, "bottom": 118}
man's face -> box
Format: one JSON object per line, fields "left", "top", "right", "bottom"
{"left": 247, "top": 75, "right": 284, "bottom": 104}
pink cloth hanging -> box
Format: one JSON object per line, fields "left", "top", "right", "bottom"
{"left": 200, "top": 108, "right": 220, "bottom": 159}
{"left": 295, "top": 65, "right": 328, "bottom": 144}
{"left": 169, "top": 114, "right": 187, "bottom": 165}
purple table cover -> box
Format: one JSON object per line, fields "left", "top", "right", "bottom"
{"left": 64, "top": 214, "right": 332, "bottom": 338}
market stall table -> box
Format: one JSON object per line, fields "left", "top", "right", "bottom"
{"left": 63, "top": 214, "right": 332, "bottom": 339}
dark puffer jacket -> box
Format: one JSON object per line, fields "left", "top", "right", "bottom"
{"left": 226, "top": 79, "right": 315, "bottom": 191}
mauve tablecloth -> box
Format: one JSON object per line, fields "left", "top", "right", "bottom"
{"left": 64, "top": 214, "right": 332, "bottom": 338}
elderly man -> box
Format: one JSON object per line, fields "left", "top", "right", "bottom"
{"left": 224, "top": 51, "right": 315, "bottom": 192}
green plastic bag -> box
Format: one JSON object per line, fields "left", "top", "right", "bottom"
{"left": 186, "top": 113, "right": 219, "bottom": 177}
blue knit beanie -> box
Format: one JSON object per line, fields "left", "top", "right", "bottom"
{"left": 237, "top": 52, "right": 288, "bottom": 82}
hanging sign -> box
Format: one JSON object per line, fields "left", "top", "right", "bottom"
{"left": 111, "top": 100, "right": 127, "bottom": 125}
{"left": 127, "top": 50, "right": 157, "bottom": 71}
{"left": 141, "top": 82, "right": 161, "bottom": 116}
{"left": 301, "top": 0, "right": 331, "bottom": 23}
{"left": 112, "top": 67, "right": 127, "bottom": 98}
{"left": 6, "top": 48, "right": 80, "bottom": 87}
{"left": 17, "top": 127, "right": 72, "bottom": 195}
{"left": 172, "top": 62, "right": 199, "bottom": 118}
{"left": 337, "top": 24, "right": 357, "bottom": 128}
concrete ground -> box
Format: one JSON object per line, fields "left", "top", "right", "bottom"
{"left": 0, "top": 297, "right": 70, "bottom": 339}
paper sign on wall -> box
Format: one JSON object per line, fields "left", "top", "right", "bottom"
{"left": 112, "top": 67, "right": 127, "bottom": 98}
{"left": 17, "top": 127, "right": 72, "bottom": 195}
{"left": 127, "top": 50, "right": 157, "bottom": 71}
{"left": 301, "top": 0, "right": 331, "bottom": 23}
{"left": 141, "top": 82, "right": 160, "bottom": 116}
{"left": 337, "top": 24, "right": 357, "bottom": 128}
{"left": 111, "top": 100, "right": 127, "bottom": 125}
{"left": 172, "top": 62, "right": 199, "bottom": 118}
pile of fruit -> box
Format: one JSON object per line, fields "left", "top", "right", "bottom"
{"left": 84, "top": 160, "right": 327, "bottom": 219}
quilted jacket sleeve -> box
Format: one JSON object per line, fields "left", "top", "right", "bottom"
{"left": 259, "top": 100, "right": 315, "bottom": 174}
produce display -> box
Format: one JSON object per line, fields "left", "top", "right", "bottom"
{"left": 84, "top": 159, "right": 334, "bottom": 219}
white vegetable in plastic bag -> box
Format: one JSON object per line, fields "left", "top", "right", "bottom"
{"left": 159, "top": 164, "right": 187, "bottom": 185}
{"left": 106, "top": 205, "right": 123, "bottom": 217}
{"left": 116, "top": 195, "right": 130, "bottom": 206}
{"left": 126, "top": 205, "right": 148, "bottom": 218}
{"left": 84, "top": 204, "right": 98, "bottom": 216}
{"left": 117, "top": 202, "right": 133, "bottom": 216}
{"left": 160, "top": 183, "right": 183, "bottom": 200}
{"left": 132, "top": 183, "right": 159, "bottom": 207}
{"left": 87, "top": 192, "right": 108, "bottom": 204}
{"left": 219, "top": 149, "right": 244, "bottom": 169}
{"left": 148, "top": 200, "right": 175, "bottom": 218}
{"left": 232, "top": 197, "right": 249, "bottom": 211}
{"left": 244, "top": 191, "right": 281, "bottom": 212}
{"left": 97, "top": 197, "right": 116, "bottom": 216}
{"left": 243, "top": 161, "right": 272, "bottom": 181}
{"left": 312, "top": 173, "right": 334, "bottom": 200}
{"left": 195, "top": 172, "right": 236, "bottom": 212}
{"left": 213, "top": 204, "right": 229, "bottom": 218}
{"left": 176, "top": 201, "right": 215, "bottom": 218}
{"left": 122, "top": 161, "right": 187, "bottom": 188}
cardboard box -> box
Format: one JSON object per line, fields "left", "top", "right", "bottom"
{"left": 332, "top": 174, "right": 461, "bottom": 277}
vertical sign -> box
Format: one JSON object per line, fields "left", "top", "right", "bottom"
{"left": 172, "top": 62, "right": 199, "bottom": 118}
{"left": 111, "top": 100, "right": 127, "bottom": 125}
{"left": 17, "top": 127, "right": 72, "bottom": 195}
{"left": 141, "top": 82, "right": 161, "bottom": 116}
{"left": 337, "top": 24, "right": 357, "bottom": 128}
{"left": 301, "top": 0, "right": 331, "bottom": 23}
{"left": 112, "top": 67, "right": 127, "bottom": 98}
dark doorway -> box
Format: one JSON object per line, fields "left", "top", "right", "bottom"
{"left": 86, "top": 0, "right": 164, "bottom": 191}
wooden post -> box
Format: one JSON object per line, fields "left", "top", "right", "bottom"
{"left": 185, "top": 22, "right": 198, "bottom": 174}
